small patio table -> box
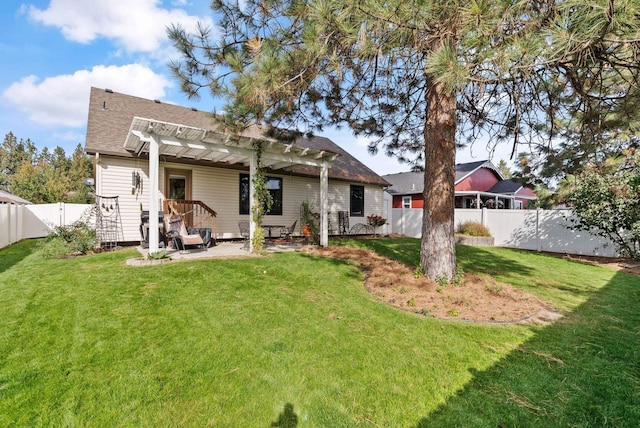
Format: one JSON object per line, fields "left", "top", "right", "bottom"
{"left": 262, "top": 225, "right": 285, "bottom": 239}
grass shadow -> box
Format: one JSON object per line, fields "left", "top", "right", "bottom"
{"left": 332, "top": 236, "right": 422, "bottom": 266}
{"left": 455, "top": 245, "right": 536, "bottom": 278}
{"left": 0, "top": 239, "right": 39, "bottom": 274}
{"left": 415, "top": 269, "right": 640, "bottom": 427}
{"left": 297, "top": 251, "right": 367, "bottom": 282}
{"left": 334, "top": 237, "right": 536, "bottom": 279}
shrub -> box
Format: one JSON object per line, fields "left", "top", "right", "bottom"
{"left": 435, "top": 275, "right": 448, "bottom": 288}
{"left": 148, "top": 250, "right": 167, "bottom": 260}
{"left": 569, "top": 155, "right": 640, "bottom": 260}
{"left": 39, "top": 238, "right": 73, "bottom": 259}
{"left": 456, "top": 221, "right": 491, "bottom": 237}
{"left": 452, "top": 267, "right": 465, "bottom": 286}
{"left": 366, "top": 214, "right": 387, "bottom": 227}
{"left": 413, "top": 264, "right": 424, "bottom": 278}
{"left": 40, "top": 208, "right": 96, "bottom": 258}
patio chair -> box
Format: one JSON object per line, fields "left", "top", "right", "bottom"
{"left": 164, "top": 214, "right": 206, "bottom": 253}
{"left": 238, "top": 220, "right": 250, "bottom": 251}
{"left": 280, "top": 220, "right": 297, "bottom": 242}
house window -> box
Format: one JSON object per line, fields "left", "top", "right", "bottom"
{"left": 239, "top": 174, "right": 250, "bottom": 215}
{"left": 402, "top": 196, "right": 411, "bottom": 208}
{"left": 350, "top": 185, "right": 364, "bottom": 217}
{"left": 168, "top": 174, "right": 186, "bottom": 199}
{"left": 266, "top": 176, "right": 283, "bottom": 215}
{"left": 239, "top": 174, "right": 283, "bottom": 215}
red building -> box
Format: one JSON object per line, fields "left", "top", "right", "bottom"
{"left": 384, "top": 160, "right": 537, "bottom": 210}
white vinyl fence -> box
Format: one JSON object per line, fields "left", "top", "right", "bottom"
{"left": 0, "top": 203, "right": 93, "bottom": 250}
{"left": 391, "top": 208, "right": 618, "bottom": 257}
{"left": 2, "top": 203, "right": 619, "bottom": 257}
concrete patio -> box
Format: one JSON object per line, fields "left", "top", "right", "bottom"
{"left": 132, "top": 239, "right": 306, "bottom": 263}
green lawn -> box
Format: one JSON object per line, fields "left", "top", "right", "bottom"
{"left": 1, "top": 238, "right": 638, "bottom": 426}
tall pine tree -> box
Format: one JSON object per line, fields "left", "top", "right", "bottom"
{"left": 169, "top": 0, "right": 640, "bottom": 279}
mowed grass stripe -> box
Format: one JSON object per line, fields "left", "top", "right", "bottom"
{"left": 0, "top": 238, "right": 637, "bottom": 426}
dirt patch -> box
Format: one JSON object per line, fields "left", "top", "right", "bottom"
{"left": 302, "top": 246, "right": 560, "bottom": 324}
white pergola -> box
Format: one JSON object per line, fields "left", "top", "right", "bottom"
{"left": 123, "top": 117, "right": 338, "bottom": 253}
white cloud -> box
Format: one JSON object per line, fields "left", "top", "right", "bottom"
{"left": 2, "top": 64, "right": 171, "bottom": 127}
{"left": 26, "top": 0, "right": 210, "bottom": 53}
{"left": 52, "top": 130, "right": 86, "bottom": 144}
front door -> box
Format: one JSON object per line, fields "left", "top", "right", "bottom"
{"left": 165, "top": 168, "right": 193, "bottom": 224}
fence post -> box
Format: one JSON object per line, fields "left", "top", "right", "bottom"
{"left": 536, "top": 208, "right": 542, "bottom": 252}
{"left": 481, "top": 208, "right": 488, "bottom": 227}
{"left": 16, "top": 204, "right": 22, "bottom": 244}
{"left": 12, "top": 204, "right": 18, "bottom": 245}
{"left": 58, "top": 202, "right": 65, "bottom": 227}
{"left": 8, "top": 204, "right": 13, "bottom": 246}
{"left": 11, "top": 204, "right": 19, "bottom": 245}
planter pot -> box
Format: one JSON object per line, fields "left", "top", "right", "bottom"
{"left": 455, "top": 234, "right": 494, "bottom": 247}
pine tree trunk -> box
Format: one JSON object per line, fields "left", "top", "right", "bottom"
{"left": 420, "top": 75, "right": 457, "bottom": 281}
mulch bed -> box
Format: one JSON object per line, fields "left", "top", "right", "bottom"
{"left": 302, "top": 246, "right": 562, "bottom": 323}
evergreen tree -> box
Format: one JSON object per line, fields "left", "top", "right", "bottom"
{"left": 0, "top": 132, "right": 37, "bottom": 191}
{"left": 67, "top": 144, "right": 94, "bottom": 203}
{"left": 0, "top": 132, "right": 94, "bottom": 204}
{"left": 496, "top": 160, "right": 512, "bottom": 180}
{"left": 168, "top": 0, "right": 640, "bottom": 280}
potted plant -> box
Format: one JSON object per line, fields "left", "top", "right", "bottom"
{"left": 302, "top": 224, "right": 313, "bottom": 236}
{"left": 300, "top": 200, "right": 320, "bottom": 243}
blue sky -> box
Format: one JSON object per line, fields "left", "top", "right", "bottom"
{"left": 0, "top": 0, "right": 512, "bottom": 175}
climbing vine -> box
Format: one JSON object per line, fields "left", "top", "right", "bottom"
{"left": 250, "top": 140, "right": 273, "bottom": 252}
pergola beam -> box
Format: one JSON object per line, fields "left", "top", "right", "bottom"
{"left": 130, "top": 129, "right": 333, "bottom": 168}
{"left": 127, "top": 117, "right": 338, "bottom": 250}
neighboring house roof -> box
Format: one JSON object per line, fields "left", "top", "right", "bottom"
{"left": 383, "top": 171, "right": 424, "bottom": 195}
{"left": 383, "top": 160, "right": 536, "bottom": 199}
{"left": 454, "top": 159, "right": 503, "bottom": 183}
{"left": 0, "top": 189, "right": 32, "bottom": 205}
{"left": 85, "top": 87, "right": 389, "bottom": 187}
{"left": 487, "top": 179, "right": 523, "bottom": 194}
{"left": 384, "top": 160, "right": 501, "bottom": 195}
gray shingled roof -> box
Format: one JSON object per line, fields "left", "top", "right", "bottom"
{"left": 488, "top": 179, "right": 523, "bottom": 194}
{"left": 0, "top": 189, "right": 31, "bottom": 205}
{"left": 85, "top": 87, "right": 389, "bottom": 186}
{"left": 454, "top": 159, "right": 502, "bottom": 182}
{"left": 383, "top": 160, "right": 501, "bottom": 194}
{"left": 383, "top": 171, "right": 424, "bottom": 194}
